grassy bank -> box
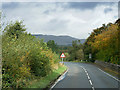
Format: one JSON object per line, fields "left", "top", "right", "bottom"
{"left": 68, "top": 60, "right": 92, "bottom": 63}
{"left": 26, "top": 65, "right": 67, "bottom": 88}
{"left": 94, "top": 63, "right": 120, "bottom": 79}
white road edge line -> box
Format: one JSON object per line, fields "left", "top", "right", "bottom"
{"left": 50, "top": 68, "right": 69, "bottom": 89}
{"left": 98, "top": 68, "right": 120, "bottom": 82}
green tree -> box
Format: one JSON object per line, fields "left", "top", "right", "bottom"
{"left": 68, "top": 40, "right": 84, "bottom": 61}
{"left": 3, "top": 21, "right": 26, "bottom": 39}
{"left": 2, "top": 20, "right": 61, "bottom": 88}
{"left": 47, "top": 40, "right": 58, "bottom": 53}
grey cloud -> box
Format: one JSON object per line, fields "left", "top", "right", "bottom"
{"left": 43, "top": 10, "right": 50, "bottom": 14}
{"left": 66, "top": 2, "right": 116, "bottom": 10}
{"left": 2, "top": 2, "right": 19, "bottom": 9}
{"left": 2, "top": 2, "right": 117, "bottom": 39}
{"left": 2, "top": 2, "right": 116, "bottom": 10}
{"left": 67, "top": 2, "right": 99, "bottom": 9}
{"left": 2, "top": 2, "right": 44, "bottom": 9}
{"left": 43, "top": 9, "right": 56, "bottom": 14}
{"left": 104, "top": 8, "right": 112, "bottom": 13}
{"left": 42, "top": 19, "right": 69, "bottom": 31}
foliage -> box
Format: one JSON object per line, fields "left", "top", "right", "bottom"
{"left": 68, "top": 40, "right": 84, "bottom": 61}
{"left": 83, "top": 19, "right": 120, "bottom": 64}
{"left": 3, "top": 21, "right": 26, "bottom": 39}
{"left": 47, "top": 40, "right": 59, "bottom": 53}
{"left": 2, "top": 21, "right": 60, "bottom": 88}
{"left": 27, "top": 65, "right": 67, "bottom": 88}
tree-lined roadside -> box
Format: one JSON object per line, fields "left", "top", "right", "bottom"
{"left": 1, "top": 13, "right": 119, "bottom": 89}
{"left": 83, "top": 19, "right": 120, "bottom": 64}
{"left": 2, "top": 20, "right": 67, "bottom": 88}
{"left": 46, "top": 19, "right": 120, "bottom": 66}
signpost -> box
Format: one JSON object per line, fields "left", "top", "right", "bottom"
{"left": 89, "top": 53, "right": 92, "bottom": 59}
{"left": 60, "top": 53, "right": 66, "bottom": 64}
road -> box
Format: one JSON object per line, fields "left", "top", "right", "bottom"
{"left": 53, "top": 62, "right": 120, "bottom": 89}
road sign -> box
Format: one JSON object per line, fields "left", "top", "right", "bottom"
{"left": 60, "top": 53, "right": 65, "bottom": 64}
{"left": 60, "top": 53, "right": 66, "bottom": 58}
{"left": 89, "top": 53, "right": 92, "bottom": 59}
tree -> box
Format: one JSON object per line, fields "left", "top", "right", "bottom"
{"left": 68, "top": 40, "right": 84, "bottom": 61}
{"left": 3, "top": 21, "right": 26, "bottom": 39}
{"left": 2, "top": 20, "right": 61, "bottom": 88}
{"left": 47, "top": 40, "right": 58, "bottom": 53}
{"left": 83, "top": 19, "right": 120, "bottom": 64}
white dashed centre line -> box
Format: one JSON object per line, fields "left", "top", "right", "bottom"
{"left": 89, "top": 80, "right": 93, "bottom": 85}
{"left": 80, "top": 66, "right": 95, "bottom": 90}
{"left": 88, "top": 75, "right": 90, "bottom": 80}
{"left": 92, "top": 86, "right": 95, "bottom": 90}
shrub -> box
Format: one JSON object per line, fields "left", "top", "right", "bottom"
{"left": 2, "top": 21, "right": 60, "bottom": 88}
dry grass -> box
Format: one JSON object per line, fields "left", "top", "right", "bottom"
{"left": 94, "top": 63, "right": 120, "bottom": 78}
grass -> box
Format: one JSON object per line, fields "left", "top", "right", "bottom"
{"left": 26, "top": 65, "right": 67, "bottom": 89}
{"left": 94, "top": 63, "right": 120, "bottom": 79}
{"left": 104, "top": 68, "right": 120, "bottom": 78}
{"left": 67, "top": 60, "right": 92, "bottom": 63}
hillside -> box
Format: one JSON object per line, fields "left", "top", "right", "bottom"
{"left": 32, "top": 34, "right": 86, "bottom": 46}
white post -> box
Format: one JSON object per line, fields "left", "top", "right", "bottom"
{"left": 62, "top": 58, "right": 63, "bottom": 64}
{"left": 89, "top": 53, "right": 92, "bottom": 59}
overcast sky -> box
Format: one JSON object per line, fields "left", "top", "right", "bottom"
{"left": 2, "top": 2, "right": 118, "bottom": 39}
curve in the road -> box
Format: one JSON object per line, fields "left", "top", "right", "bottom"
{"left": 53, "top": 62, "right": 119, "bottom": 89}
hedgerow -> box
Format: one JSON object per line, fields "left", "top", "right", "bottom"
{"left": 2, "top": 21, "right": 60, "bottom": 88}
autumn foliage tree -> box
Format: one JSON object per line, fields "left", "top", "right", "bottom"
{"left": 2, "top": 21, "right": 60, "bottom": 88}
{"left": 83, "top": 19, "right": 120, "bottom": 64}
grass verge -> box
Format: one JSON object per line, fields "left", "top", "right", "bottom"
{"left": 26, "top": 65, "right": 67, "bottom": 89}
{"left": 94, "top": 63, "right": 120, "bottom": 79}
{"left": 68, "top": 60, "right": 92, "bottom": 63}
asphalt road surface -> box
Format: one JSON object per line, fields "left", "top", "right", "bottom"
{"left": 53, "top": 62, "right": 120, "bottom": 89}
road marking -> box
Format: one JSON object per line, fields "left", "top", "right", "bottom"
{"left": 88, "top": 75, "right": 90, "bottom": 80}
{"left": 92, "top": 86, "right": 95, "bottom": 90}
{"left": 89, "top": 80, "right": 93, "bottom": 85}
{"left": 86, "top": 73, "right": 89, "bottom": 76}
{"left": 80, "top": 66, "right": 95, "bottom": 90}
{"left": 98, "top": 68, "right": 120, "bottom": 82}
{"left": 50, "top": 68, "right": 69, "bottom": 89}
{"left": 85, "top": 70, "right": 87, "bottom": 73}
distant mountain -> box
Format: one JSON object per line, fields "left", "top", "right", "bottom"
{"left": 32, "top": 34, "right": 86, "bottom": 46}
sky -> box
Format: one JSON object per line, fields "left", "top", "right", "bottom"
{"left": 2, "top": 1, "right": 118, "bottom": 39}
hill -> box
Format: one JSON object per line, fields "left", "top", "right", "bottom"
{"left": 32, "top": 34, "right": 86, "bottom": 46}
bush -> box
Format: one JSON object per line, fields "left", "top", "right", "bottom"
{"left": 2, "top": 21, "right": 60, "bottom": 88}
{"left": 84, "top": 19, "right": 119, "bottom": 64}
